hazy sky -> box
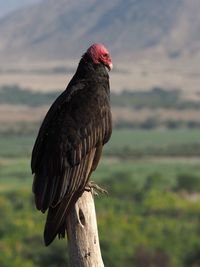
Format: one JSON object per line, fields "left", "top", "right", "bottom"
{"left": 0, "top": 0, "right": 41, "bottom": 18}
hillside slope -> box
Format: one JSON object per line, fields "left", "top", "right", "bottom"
{"left": 1, "top": 0, "right": 200, "bottom": 62}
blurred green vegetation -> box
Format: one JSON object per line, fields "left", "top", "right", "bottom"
{"left": 1, "top": 157, "right": 200, "bottom": 266}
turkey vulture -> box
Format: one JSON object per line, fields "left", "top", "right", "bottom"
{"left": 31, "top": 43, "right": 113, "bottom": 246}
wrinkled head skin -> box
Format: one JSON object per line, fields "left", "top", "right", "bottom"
{"left": 87, "top": 43, "right": 113, "bottom": 71}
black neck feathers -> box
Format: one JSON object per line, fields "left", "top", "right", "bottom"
{"left": 73, "top": 53, "right": 109, "bottom": 81}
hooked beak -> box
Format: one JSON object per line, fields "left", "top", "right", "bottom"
{"left": 108, "top": 63, "right": 113, "bottom": 71}
{"left": 107, "top": 62, "right": 113, "bottom": 71}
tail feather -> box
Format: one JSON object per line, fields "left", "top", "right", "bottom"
{"left": 44, "top": 192, "right": 82, "bottom": 246}
{"left": 43, "top": 149, "right": 97, "bottom": 246}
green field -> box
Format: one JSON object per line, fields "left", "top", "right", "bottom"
{"left": 108, "top": 128, "right": 200, "bottom": 148}
{"left": 106, "top": 128, "right": 200, "bottom": 157}
{"left": 1, "top": 128, "right": 200, "bottom": 158}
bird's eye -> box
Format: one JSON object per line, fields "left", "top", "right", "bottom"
{"left": 102, "top": 53, "right": 108, "bottom": 58}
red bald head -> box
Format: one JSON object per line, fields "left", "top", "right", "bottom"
{"left": 87, "top": 43, "right": 113, "bottom": 71}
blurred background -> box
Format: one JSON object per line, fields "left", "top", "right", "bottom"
{"left": 1, "top": 0, "right": 200, "bottom": 266}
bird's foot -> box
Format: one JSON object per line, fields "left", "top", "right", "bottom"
{"left": 85, "top": 181, "right": 108, "bottom": 196}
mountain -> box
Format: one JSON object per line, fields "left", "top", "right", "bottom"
{"left": 0, "top": 0, "right": 200, "bottom": 63}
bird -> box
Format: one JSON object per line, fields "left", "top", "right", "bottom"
{"left": 31, "top": 43, "right": 113, "bottom": 246}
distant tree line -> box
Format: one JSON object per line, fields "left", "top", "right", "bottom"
{"left": 2, "top": 85, "right": 200, "bottom": 130}
{"left": 111, "top": 87, "right": 200, "bottom": 109}
{"left": 114, "top": 118, "right": 200, "bottom": 130}
{"left": 1, "top": 85, "right": 200, "bottom": 109}
{"left": 0, "top": 85, "right": 60, "bottom": 106}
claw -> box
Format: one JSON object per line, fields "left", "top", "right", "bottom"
{"left": 85, "top": 181, "right": 108, "bottom": 196}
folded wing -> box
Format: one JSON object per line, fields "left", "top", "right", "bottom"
{"left": 31, "top": 82, "right": 112, "bottom": 245}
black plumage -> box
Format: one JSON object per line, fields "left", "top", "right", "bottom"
{"left": 31, "top": 45, "right": 112, "bottom": 246}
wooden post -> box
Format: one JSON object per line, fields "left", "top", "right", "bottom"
{"left": 66, "top": 191, "right": 104, "bottom": 267}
